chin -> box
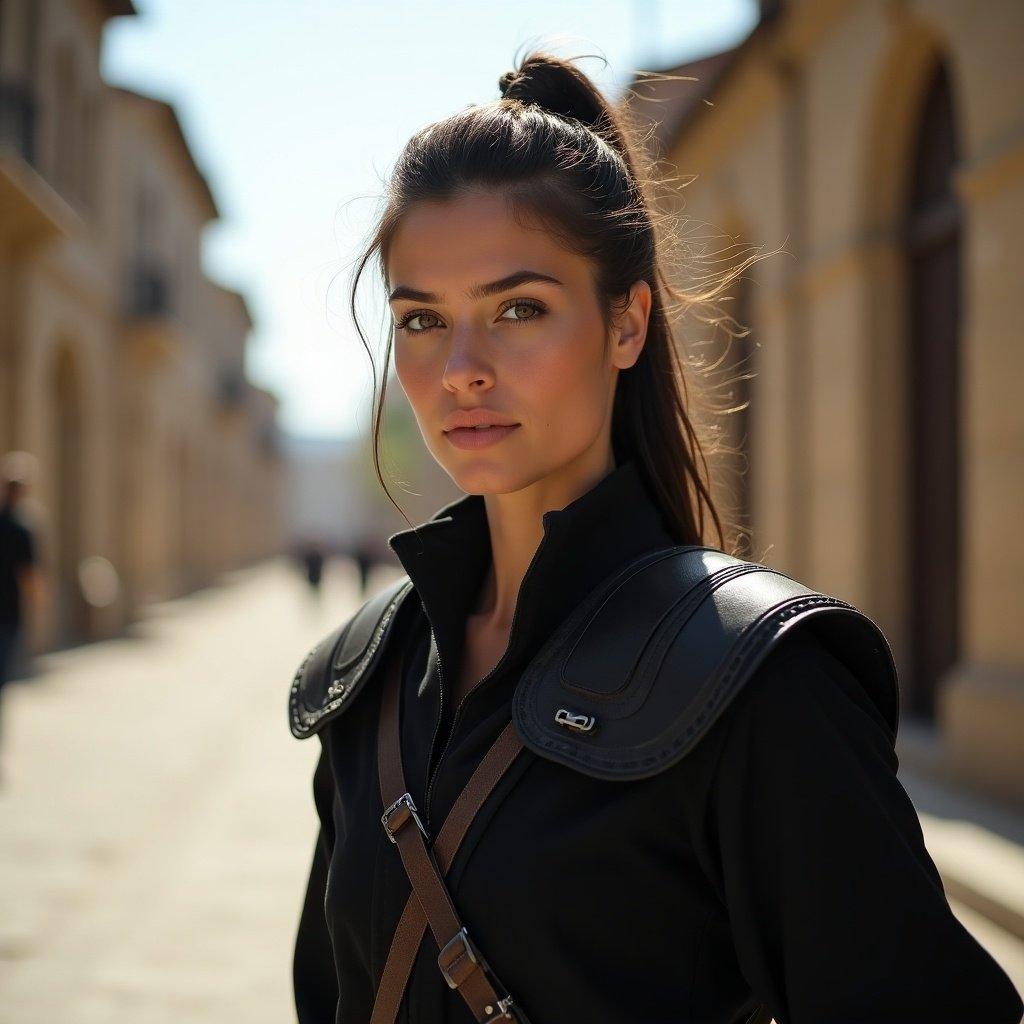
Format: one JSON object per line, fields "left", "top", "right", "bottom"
{"left": 441, "top": 456, "right": 535, "bottom": 496}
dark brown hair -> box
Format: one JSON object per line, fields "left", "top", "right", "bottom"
{"left": 348, "top": 49, "right": 771, "bottom": 551}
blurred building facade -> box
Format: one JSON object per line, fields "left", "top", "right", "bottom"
{"left": 627, "top": 0, "right": 1023, "bottom": 803}
{"left": 0, "top": 0, "right": 284, "bottom": 649}
{"left": 283, "top": 386, "right": 465, "bottom": 566}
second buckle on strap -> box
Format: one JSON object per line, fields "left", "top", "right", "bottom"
{"left": 437, "top": 927, "right": 517, "bottom": 1019}
{"left": 437, "top": 926, "right": 481, "bottom": 989}
{"left": 381, "top": 792, "right": 429, "bottom": 845}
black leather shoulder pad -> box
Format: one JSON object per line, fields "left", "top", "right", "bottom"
{"left": 512, "top": 545, "right": 900, "bottom": 781}
{"left": 288, "top": 575, "right": 416, "bottom": 739}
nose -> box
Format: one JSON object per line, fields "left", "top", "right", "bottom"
{"left": 441, "top": 329, "right": 495, "bottom": 394}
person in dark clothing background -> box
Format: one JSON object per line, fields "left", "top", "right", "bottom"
{"left": 0, "top": 452, "right": 43, "bottom": 744}
{"left": 287, "top": 52, "right": 1023, "bottom": 1024}
{"left": 301, "top": 541, "right": 326, "bottom": 601}
{"left": 351, "top": 539, "right": 375, "bottom": 599}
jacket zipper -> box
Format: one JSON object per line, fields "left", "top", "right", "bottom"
{"left": 421, "top": 624, "right": 445, "bottom": 833}
{"left": 422, "top": 530, "right": 552, "bottom": 832}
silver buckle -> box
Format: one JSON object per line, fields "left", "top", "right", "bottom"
{"left": 381, "top": 792, "right": 429, "bottom": 844}
{"left": 485, "top": 995, "right": 516, "bottom": 1020}
{"left": 439, "top": 927, "right": 518, "bottom": 1019}
{"left": 438, "top": 926, "right": 479, "bottom": 989}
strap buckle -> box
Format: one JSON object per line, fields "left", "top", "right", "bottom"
{"left": 486, "top": 996, "right": 517, "bottom": 1021}
{"left": 438, "top": 928, "right": 518, "bottom": 1020}
{"left": 437, "top": 926, "right": 480, "bottom": 989}
{"left": 381, "top": 792, "right": 429, "bottom": 844}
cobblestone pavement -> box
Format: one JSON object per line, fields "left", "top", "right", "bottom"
{"left": 0, "top": 558, "right": 1021, "bottom": 1022}
{"left": 0, "top": 557, "right": 397, "bottom": 1024}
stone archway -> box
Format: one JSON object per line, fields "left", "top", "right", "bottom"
{"left": 861, "top": 21, "right": 962, "bottom": 721}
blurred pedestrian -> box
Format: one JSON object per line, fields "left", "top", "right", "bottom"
{"left": 0, "top": 452, "right": 43, "bottom": 743}
{"left": 352, "top": 539, "right": 374, "bottom": 598}
{"left": 302, "top": 541, "right": 325, "bottom": 601}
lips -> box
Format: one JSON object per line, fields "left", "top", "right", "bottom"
{"left": 442, "top": 409, "right": 519, "bottom": 432}
{"left": 444, "top": 423, "right": 521, "bottom": 451}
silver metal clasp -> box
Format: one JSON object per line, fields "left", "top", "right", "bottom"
{"left": 381, "top": 792, "right": 429, "bottom": 844}
{"left": 438, "top": 925, "right": 480, "bottom": 988}
{"left": 485, "top": 995, "right": 517, "bottom": 1020}
{"left": 554, "top": 708, "right": 596, "bottom": 732}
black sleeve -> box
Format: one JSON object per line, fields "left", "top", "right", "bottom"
{"left": 699, "top": 630, "right": 1023, "bottom": 1024}
{"left": 292, "top": 740, "right": 340, "bottom": 1023}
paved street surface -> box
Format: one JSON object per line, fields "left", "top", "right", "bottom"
{"left": 0, "top": 557, "right": 399, "bottom": 1024}
{"left": 0, "top": 557, "right": 1021, "bottom": 1022}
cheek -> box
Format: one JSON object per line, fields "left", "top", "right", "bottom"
{"left": 394, "top": 345, "right": 435, "bottom": 409}
{"left": 517, "top": 323, "right": 608, "bottom": 424}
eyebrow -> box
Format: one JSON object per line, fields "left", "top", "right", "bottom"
{"left": 388, "top": 270, "right": 564, "bottom": 305}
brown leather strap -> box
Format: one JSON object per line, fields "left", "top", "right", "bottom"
{"left": 372, "top": 650, "right": 526, "bottom": 1024}
{"left": 370, "top": 720, "right": 524, "bottom": 1024}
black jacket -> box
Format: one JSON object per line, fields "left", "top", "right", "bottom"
{"left": 290, "top": 460, "right": 1023, "bottom": 1024}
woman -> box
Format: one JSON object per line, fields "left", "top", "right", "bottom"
{"left": 288, "top": 53, "right": 1023, "bottom": 1024}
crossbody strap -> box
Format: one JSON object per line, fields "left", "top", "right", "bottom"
{"left": 373, "top": 650, "right": 528, "bottom": 1024}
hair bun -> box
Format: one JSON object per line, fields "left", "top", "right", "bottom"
{"left": 498, "top": 70, "right": 523, "bottom": 99}
{"left": 496, "top": 55, "right": 609, "bottom": 138}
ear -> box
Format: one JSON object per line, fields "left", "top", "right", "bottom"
{"left": 611, "top": 280, "right": 652, "bottom": 370}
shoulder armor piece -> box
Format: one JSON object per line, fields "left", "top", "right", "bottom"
{"left": 512, "top": 545, "right": 900, "bottom": 781}
{"left": 288, "top": 575, "right": 416, "bottom": 739}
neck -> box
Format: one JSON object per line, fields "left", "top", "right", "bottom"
{"left": 474, "top": 447, "right": 617, "bottom": 630}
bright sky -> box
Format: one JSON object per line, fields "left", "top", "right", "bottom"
{"left": 102, "top": 0, "right": 756, "bottom": 441}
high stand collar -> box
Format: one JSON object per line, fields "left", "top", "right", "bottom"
{"left": 386, "top": 460, "right": 679, "bottom": 693}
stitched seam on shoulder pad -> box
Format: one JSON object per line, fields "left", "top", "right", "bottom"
{"left": 287, "top": 638, "right": 326, "bottom": 737}
{"left": 534, "top": 595, "right": 852, "bottom": 773}
{"left": 563, "top": 563, "right": 770, "bottom": 708}
{"left": 289, "top": 581, "right": 412, "bottom": 737}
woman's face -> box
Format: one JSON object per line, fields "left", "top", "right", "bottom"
{"left": 387, "top": 191, "right": 649, "bottom": 496}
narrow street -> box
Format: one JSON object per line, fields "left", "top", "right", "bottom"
{"left": 0, "top": 558, "right": 1021, "bottom": 1022}
{"left": 0, "top": 558, "right": 397, "bottom": 1024}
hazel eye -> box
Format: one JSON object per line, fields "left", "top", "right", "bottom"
{"left": 498, "top": 299, "right": 545, "bottom": 325}
{"left": 395, "top": 311, "right": 442, "bottom": 333}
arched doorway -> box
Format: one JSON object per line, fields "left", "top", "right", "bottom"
{"left": 727, "top": 270, "right": 756, "bottom": 559}
{"left": 902, "top": 59, "right": 962, "bottom": 719}
{"left": 174, "top": 433, "right": 198, "bottom": 594}
{"left": 706, "top": 247, "right": 758, "bottom": 561}
{"left": 52, "top": 345, "right": 87, "bottom": 645}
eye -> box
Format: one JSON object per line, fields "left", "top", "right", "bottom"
{"left": 394, "top": 310, "right": 443, "bottom": 334}
{"left": 498, "top": 298, "right": 546, "bottom": 326}
{"left": 394, "top": 299, "right": 546, "bottom": 335}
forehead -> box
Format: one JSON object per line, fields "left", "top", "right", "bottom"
{"left": 386, "top": 192, "right": 591, "bottom": 294}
